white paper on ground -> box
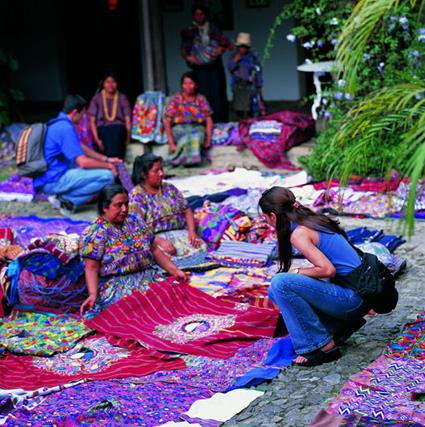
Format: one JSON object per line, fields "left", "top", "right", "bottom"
{"left": 184, "top": 389, "right": 264, "bottom": 422}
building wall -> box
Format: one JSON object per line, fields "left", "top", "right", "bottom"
{"left": 2, "top": 0, "right": 66, "bottom": 102}
{"left": 161, "top": 0, "right": 302, "bottom": 101}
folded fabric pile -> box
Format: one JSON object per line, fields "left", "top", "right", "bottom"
{"left": 207, "top": 241, "right": 275, "bottom": 268}
{"left": 237, "top": 111, "right": 315, "bottom": 170}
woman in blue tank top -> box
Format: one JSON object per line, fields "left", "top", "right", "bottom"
{"left": 259, "top": 186, "right": 371, "bottom": 366}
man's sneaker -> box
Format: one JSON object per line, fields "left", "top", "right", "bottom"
{"left": 59, "top": 206, "right": 75, "bottom": 216}
{"left": 47, "top": 195, "right": 61, "bottom": 210}
{"left": 57, "top": 196, "right": 75, "bottom": 212}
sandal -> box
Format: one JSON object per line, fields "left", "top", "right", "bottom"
{"left": 334, "top": 318, "right": 366, "bottom": 346}
{"left": 294, "top": 347, "right": 341, "bottom": 367}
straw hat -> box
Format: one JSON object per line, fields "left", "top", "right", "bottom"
{"left": 236, "top": 33, "right": 251, "bottom": 47}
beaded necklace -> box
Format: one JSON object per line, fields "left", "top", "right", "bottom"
{"left": 101, "top": 90, "right": 119, "bottom": 122}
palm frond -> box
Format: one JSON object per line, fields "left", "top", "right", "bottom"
{"left": 336, "top": 0, "right": 421, "bottom": 94}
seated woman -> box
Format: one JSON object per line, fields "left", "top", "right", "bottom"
{"left": 259, "top": 187, "right": 371, "bottom": 367}
{"left": 88, "top": 72, "right": 131, "bottom": 159}
{"left": 164, "top": 71, "right": 213, "bottom": 166}
{"left": 129, "top": 153, "right": 206, "bottom": 259}
{"left": 79, "top": 184, "right": 187, "bottom": 314}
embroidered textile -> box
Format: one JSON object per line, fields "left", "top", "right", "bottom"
{"left": 0, "top": 216, "right": 89, "bottom": 248}
{"left": 132, "top": 337, "right": 279, "bottom": 392}
{"left": 131, "top": 91, "right": 167, "bottom": 144}
{"left": 208, "top": 241, "right": 275, "bottom": 267}
{"left": 3, "top": 380, "right": 211, "bottom": 427}
{"left": 169, "top": 123, "right": 206, "bottom": 166}
{"left": 85, "top": 279, "right": 278, "bottom": 358}
{"left": 79, "top": 214, "right": 154, "bottom": 277}
{"left": 237, "top": 111, "right": 314, "bottom": 169}
{"left": 96, "top": 269, "right": 159, "bottom": 310}
{"left": 326, "top": 356, "right": 425, "bottom": 424}
{"left": 212, "top": 122, "right": 238, "bottom": 146}
{"left": 165, "top": 93, "right": 212, "bottom": 125}
{"left": 129, "top": 182, "right": 188, "bottom": 233}
{"left": 157, "top": 229, "right": 208, "bottom": 259}
{"left": 0, "top": 334, "right": 185, "bottom": 390}
{"left": 76, "top": 112, "right": 95, "bottom": 149}
{"left": 0, "top": 309, "right": 92, "bottom": 356}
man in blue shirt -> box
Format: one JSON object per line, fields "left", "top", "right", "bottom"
{"left": 34, "top": 95, "right": 118, "bottom": 214}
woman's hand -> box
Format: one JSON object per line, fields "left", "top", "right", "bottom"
{"left": 186, "top": 55, "right": 201, "bottom": 65}
{"left": 80, "top": 294, "right": 97, "bottom": 316}
{"left": 108, "top": 157, "right": 123, "bottom": 164}
{"left": 169, "top": 141, "right": 177, "bottom": 154}
{"left": 95, "top": 139, "right": 104, "bottom": 152}
{"left": 188, "top": 232, "right": 202, "bottom": 248}
{"left": 174, "top": 269, "right": 189, "bottom": 284}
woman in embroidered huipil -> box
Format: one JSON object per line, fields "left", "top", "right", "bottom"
{"left": 88, "top": 72, "right": 131, "bottom": 159}
{"left": 164, "top": 72, "right": 213, "bottom": 166}
{"left": 79, "top": 184, "right": 187, "bottom": 314}
{"left": 129, "top": 153, "right": 206, "bottom": 259}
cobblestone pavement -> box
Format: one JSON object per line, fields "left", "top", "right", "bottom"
{"left": 0, "top": 200, "right": 423, "bottom": 427}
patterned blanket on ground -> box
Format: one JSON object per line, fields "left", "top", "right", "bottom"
{"left": 315, "top": 316, "right": 425, "bottom": 426}
{"left": 0, "top": 334, "right": 185, "bottom": 390}
{"left": 0, "top": 309, "right": 92, "bottom": 356}
{"left": 86, "top": 278, "right": 278, "bottom": 358}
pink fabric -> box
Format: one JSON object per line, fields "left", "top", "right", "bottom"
{"left": 86, "top": 278, "right": 278, "bottom": 358}
{"left": 237, "top": 111, "right": 314, "bottom": 169}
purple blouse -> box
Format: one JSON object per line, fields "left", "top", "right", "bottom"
{"left": 88, "top": 92, "right": 131, "bottom": 127}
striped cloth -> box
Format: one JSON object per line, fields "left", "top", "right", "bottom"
{"left": 207, "top": 241, "right": 275, "bottom": 267}
{"left": 86, "top": 278, "right": 278, "bottom": 359}
{"left": 0, "top": 334, "right": 185, "bottom": 390}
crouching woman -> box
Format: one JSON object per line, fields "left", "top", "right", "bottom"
{"left": 259, "top": 187, "right": 373, "bottom": 367}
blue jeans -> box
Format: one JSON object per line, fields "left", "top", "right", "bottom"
{"left": 43, "top": 168, "right": 114, "bottom": 208}
{"left": 268, "top": 273, "right": 370, "bottom": 355}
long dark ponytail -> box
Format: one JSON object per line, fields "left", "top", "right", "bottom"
{"left": 259, "top": 186, "right": 347, "bottom": 272}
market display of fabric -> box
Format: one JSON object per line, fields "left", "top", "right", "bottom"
{"left": 316, "top": 316, "right": 425, "bottom": 426}
{"left": 0, "top": 128, "right": 15, "bottom": 167}
{"left": 1, "top": 380, "right": 212, "bottom": 427}
{"left": 0, "top": 309, "right": 92, "bottom": 356}
{"left": 168, "top": 168, "right": 308, "bottom": 198}
{"left": 211, "top": 122, "right": 238, "bottom": 146}
{"left": 131, "top": 91, "right": 167, "bottom": 144}
{"left": 237, "top": 111, "right": 315, "bottom": 169}
{"left": 0, "top": 334, "right": 185, "bottom": 390}
{"left": 0, "top": 216, "right": 89, "bottom": 248}
{"left": 0, "top": 175, "right": 34, "bottom": 202}
{"left": 85, "top": 279, "right": 278, "bottom": 358}
{"left": 195, "top": 204, "right": 242, "bottom": 249}
{"left": 135, "top": 337, "right": 282, "bottom": 392}
{"left": 208, "top": 241, "right": 275, "bottom": 267}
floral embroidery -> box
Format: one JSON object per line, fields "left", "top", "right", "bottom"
{"left": 32, "top": 337, "right": 130, "bottom": 376}
{"left": 79, "top": 215, "right": 154, "bottom": 277}
{"left": 165, "top": 93, "right": 212, "bottom": 125}
{"left": 129, "top": 182, "right": 188, "bottom": 233}
{"left": 153, "top": 313, "right": 236, "bottom": 344}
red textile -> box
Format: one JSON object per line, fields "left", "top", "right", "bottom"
{"left": 0, "top": 227, "right": 14, "bottom": 244}
{"left": 0, "top": 334, "right": 185, "bottom": 390}
{"left": 313, "top": 175, "right": 402, "bottom": 192}
{"left": 86, "top": 279, "right": 278, "bottom": 358}
{"left": 237, "top": 111, "right": 314, "bottom": 170}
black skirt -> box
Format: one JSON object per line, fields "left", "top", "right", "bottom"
{"left": 98, "top": 124, "right": 127, "bottom": 159}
